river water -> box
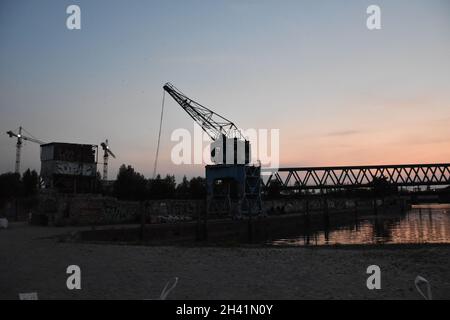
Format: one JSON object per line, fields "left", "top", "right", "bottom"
{"left": 271, "top": 204, "right": 450, "bottom": 246}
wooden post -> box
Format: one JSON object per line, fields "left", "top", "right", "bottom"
{"left": 353, "top": 199, "right": 359, "bottom": 231}
{"left": 323, "top": 197, "right": 330, "bottom": 243}
{"left": 323, "top": 196, "right": 329, "bottom": 216}
{"left": 248, "top": 203, "right": 253, "bottom": 243}
{"left": 203, "top": 199, "right": 208, "bottom": 241}
{"left": 15, "top": 199, "right": 19, "bottom": 222}
{"left": 196, "top": 202, "right": 203, "bottom": 241}
{"left": 139, "top": 201, "right": 147, "bottom": 242}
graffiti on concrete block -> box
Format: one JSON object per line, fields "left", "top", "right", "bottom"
{"left": 54, "top": 161, "right": 96, "bottom": 176}
{"left": 103, "top": 205, "right": 138, "bottom": 223}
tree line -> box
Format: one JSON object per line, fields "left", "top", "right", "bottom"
{"left": 111, "top": 164, "right": 206, "bottom": 201}
{"left": 0, "top": 165, "right": 206, "bottom": 202}
{"left": 0, "top": 169, "right": 39, "bottom": 201}
{"left": 0, "top": 165, "right": 399, "bottom": 203}
{"left": 0, "top": 170, "right": 40, "bottom": 220}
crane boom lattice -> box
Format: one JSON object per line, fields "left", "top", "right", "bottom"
{"left": 163, "top": 83, "right": 245, "bottom": 141}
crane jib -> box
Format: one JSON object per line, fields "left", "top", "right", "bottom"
{"left": 163, "top": 82, "right": 251, "bottom": 165}
{"left": 163, "top": 82, "right": 247, "bottom": 142}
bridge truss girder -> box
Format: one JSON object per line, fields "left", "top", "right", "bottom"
{"left": 262, "top": 163, "right": 450, "bottom": 190}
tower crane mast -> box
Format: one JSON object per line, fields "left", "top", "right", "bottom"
{"left": 100, "top": 139, "right": 116, "bottom": 180}
{"left": 6, "top": 126, "right": 44, "bottom": 174}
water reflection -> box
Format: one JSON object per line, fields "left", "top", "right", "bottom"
{"left": 272, "top": 204, "right": 450, "bottom": 246}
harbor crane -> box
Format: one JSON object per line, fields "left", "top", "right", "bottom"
{"left": 163, "top": 83, "right": 260, "bottom": 217}
{"left": 100, "top": 139, "right": 116, "bottom": 180}
{"left": 6, "top": 126, "right": 44, "bottom": 174}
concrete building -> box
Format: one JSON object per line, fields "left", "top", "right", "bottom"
{"left": 40, "top": 143, "right": 98, "bottom": 193}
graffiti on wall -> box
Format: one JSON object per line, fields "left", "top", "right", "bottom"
{"left": 103, "top": 205, "right": 139, "bottom": 223}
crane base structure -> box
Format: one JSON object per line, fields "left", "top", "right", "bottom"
{"left": 206, "top": 164, "right": 262, "bottom": 218}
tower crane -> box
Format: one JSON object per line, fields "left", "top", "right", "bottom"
{"left": 100, "top": 139, "right": 116, "bottom": 180}
{"left": 6, "top": 126, "right": 44, "bottom": 174}
{"left": 163, "top": 83, "right": 250, "bottom": 165}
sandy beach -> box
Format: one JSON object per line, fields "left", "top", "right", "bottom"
{"left": 1, "top": 222, "right": 449, "bottom": 300}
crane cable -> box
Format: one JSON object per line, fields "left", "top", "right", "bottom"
{"left": 22, "top": 128, "right": 38, "bottom": 140}
{"left": 152, "top": 89, "right": 166, "bottom": 179}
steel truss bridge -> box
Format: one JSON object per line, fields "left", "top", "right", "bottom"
{"left": 262, "top": 163, "right": 450, "bottom": 191}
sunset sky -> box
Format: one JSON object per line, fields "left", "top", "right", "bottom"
{"left": 1, "top": 0, "right": 450, "bottom": 180}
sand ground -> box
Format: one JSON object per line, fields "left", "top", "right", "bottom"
{"left": 1, "top": 222, "right": 449, "bottom": 300}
